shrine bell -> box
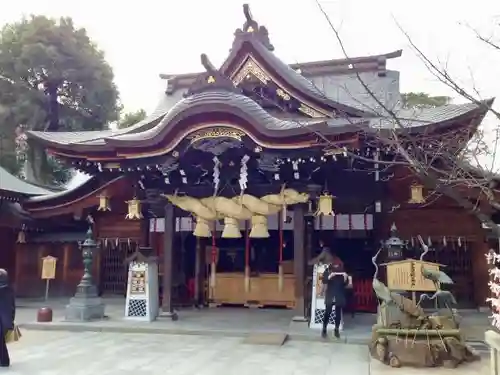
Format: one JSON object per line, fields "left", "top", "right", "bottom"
{"left": 408, "top": 182, "right": 425, "bottom": 204}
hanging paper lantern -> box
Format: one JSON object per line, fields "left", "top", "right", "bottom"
{"left": 97, "top": 195, "right": 111, "bottom": 212}
{"left": 408, "top": 183, "right": 425, "bottom": 204}
{"left": 221, "top": 217, "right": 241, "bottom": 238}
{"left": 315, "top": 192, "right": 335, "bottom": 216}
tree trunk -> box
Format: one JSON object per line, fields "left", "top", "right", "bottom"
{"left": 45, "top": 82, "right": 59, "bottom": 131}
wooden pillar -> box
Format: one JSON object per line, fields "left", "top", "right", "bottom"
{"left": 293, "top": 204, "right": 306, "bottom": 321}
{"left": 162, "top": 202, "right": 177, "bottom": 319}
{"left": 141, "top": 215, "right": 150, "bottom": 247}
{"left": 194, "top": 236, "right": 206, "bottom": 307}
{"left": 304, "top": 212, "right": 314, "bottom": 318}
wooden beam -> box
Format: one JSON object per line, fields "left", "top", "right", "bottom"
{"left": 293, "top": 204, "right": 306, "bottom": 321}
{"left": 194, "top": 237, "right": 206, "bottom": 307}
{"left": 161, "top": 202, "right": 177, "bottom": 319}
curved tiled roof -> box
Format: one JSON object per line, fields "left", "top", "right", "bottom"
{"left": 108, "top": 90, "right": 327, "bottom": 144}
{"left": 0, "top": 166, "right": 54, "bottom": 197}
{"left": 27, "top": 93, "right": 492, "bottom": 149}
{"left": 27, "top": 91, "right": 177, "bottom": 147}
{"left": 368, "top": 101, "right": 494, "bottom": 129}
{"left": 222, "top": 34, "right": 372, "bottom": 117}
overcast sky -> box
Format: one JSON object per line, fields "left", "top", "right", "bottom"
{"left": 1, "top": 0, "right": 499, "bottom": 186}
{"left": 0, "top": 0, "right": 499, "bottom": 114}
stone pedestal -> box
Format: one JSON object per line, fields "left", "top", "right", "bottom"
{"left": 65, "top": 296, "right": 105, "bottom": 321}
{"left": 65, "top": 227, "right": 106, "bottom": 322}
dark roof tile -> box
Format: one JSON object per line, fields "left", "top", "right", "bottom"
{"left": 0, "top": 166, "right": 53, "bottom": 196}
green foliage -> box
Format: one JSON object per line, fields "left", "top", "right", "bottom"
{"left": 118, "top": 109, "right": 147, "bottom": 129}
{"left": 401, "top": 92, "right": 451, "bottom": 109}
{"left": 0, "top": 15, "right": 121, "bottom": 184}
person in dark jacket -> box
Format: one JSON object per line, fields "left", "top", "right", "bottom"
{"left": 0, "top": 269, "right": 15, "bottom": 367}
{"left": 321, "top": 261, "right": 348, "bottom": 339}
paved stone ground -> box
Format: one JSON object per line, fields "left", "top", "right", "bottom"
{"left": 14, "top": 298, "right": 376, "bottom": 344}
{"left": 14, "top": 298, "right": 493, "bottom": 347}
{"left": 5, "top": 331, "right": 371, "bottom": 375}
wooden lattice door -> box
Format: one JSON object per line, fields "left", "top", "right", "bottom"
{"left": 423, "top": 239, "right": 474, "bottom": 308}
{"left": 100, "top": 240, "right": 138, "bottom": 295}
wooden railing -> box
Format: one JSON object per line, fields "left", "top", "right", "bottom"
{"left": 485, "top": 330, "right": 500, "bottom": 375}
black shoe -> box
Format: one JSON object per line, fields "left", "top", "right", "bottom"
{"left": 0, "top": 363, "right": 10, "bottom": 367}
{"left": 321, "top": 329, "right": 327, "bottom": 338}
{"left": 334, "top": 328, "right": 340, "bottom": 338}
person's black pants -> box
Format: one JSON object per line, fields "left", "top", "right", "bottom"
{"left": 322, "top": 302, "right": 342, "bottom": 332}
{"left": 0, "top": 324, "right": 10, "bottom": 367}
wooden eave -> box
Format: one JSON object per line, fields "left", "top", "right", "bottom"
{"left": 40, "top": 98, "right": 366, "bottom": 162}
{"left": 23, "top": 176, "right": 127, "bottom": 218}
{"left": 0, "top": 190, "right": 24, "bottom": 202}
{"left": 33, "top": 101, "right": 487, "bottom": 165}
{"left": 220, "top": 35, "right": 370, "bottom": 118}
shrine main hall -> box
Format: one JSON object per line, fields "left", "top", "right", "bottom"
{"left": 4, "top": 4, "right": 493, "bottom": 319}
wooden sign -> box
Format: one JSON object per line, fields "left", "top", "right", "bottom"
{"left": 41, "top": 256, "right": 58, "bottom": 280}
{"left": 385, "top": 259, "right": 440, "bottom": 292}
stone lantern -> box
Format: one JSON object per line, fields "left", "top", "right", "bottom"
{"left": 65, "top": 227, "right": 105, "bottom": 321}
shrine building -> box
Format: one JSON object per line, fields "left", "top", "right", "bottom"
{"left": 9, "top": 4, "right": 493, "bottom": 316}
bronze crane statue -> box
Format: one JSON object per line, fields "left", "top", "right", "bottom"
{"left": 371, "top": 247, "right": 392, "bottom": 303}
{"left": 418, "top": 290, "right": 457, "bottom": 307}
{"left": 417, "top": 235, "right": 453, "bottom": 290}
{"left": 371, "top": 247, "right": 425, "bottom": 320}
{"left": 418, "top": 290, "right": 457, "bottom": 324}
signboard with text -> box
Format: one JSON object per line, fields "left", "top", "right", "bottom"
{"left": 41, "top": 256, "right": 57, "bottom": 280}
{"left": 385, "top": 259, "right": 439, "bottom": 292}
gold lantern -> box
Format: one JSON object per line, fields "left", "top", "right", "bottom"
{"left": 16, "top": 229, "right": 26, "bottom": 244}
{"left": 125, "top": 197, "right": 143, "bottom": 220}
{"left": 408, "top": 182, "right": 425, "bottom": 204}
{"left": 97, "top": 195, "right": 111, "bottom": 211}
{"left": 315, "top": 192, "right": 335, "bottom": 216}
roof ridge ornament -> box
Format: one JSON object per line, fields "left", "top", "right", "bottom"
{"left": 233, "top": 4, "right": 274, "bottom": 51}
{"left": 184, "top": 54, "right": 241, "bottom": 97}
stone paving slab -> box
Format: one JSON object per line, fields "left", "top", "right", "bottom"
{"left": 5, "top": 330, "right": 370, "bottom": 375}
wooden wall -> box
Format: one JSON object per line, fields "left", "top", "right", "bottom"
{"left": 384, "top": 166, "right": 490, "bottom": 307}
{"left": 14, "top": 241, "right": 100, "bottom": 298}
{"left": 15, "top": 195, "right": 147, "bottom": 297}
{"left": 0, "top": 228, "right": 16, "bottom": 282}
{"left": 94, "top": 211, "right": 144, "bottom": 241}
{"left": 93, "top": 210, "right": 145, "bottom": 295}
